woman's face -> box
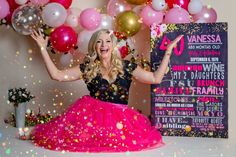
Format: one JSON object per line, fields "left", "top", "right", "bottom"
{"left": 95, "top": 32, "right": 113, "bottom": 60}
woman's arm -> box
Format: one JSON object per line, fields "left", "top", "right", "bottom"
{"left": 31, "top": 30, "right": 83, "bottom": 82}
{"left": 132, "top": 35, "right": 183, "bottom": 84}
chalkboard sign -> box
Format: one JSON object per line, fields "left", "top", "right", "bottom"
{"left": 150, "top": 23, "right": 228, "bottom": 138}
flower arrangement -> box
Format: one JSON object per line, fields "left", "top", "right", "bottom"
{"left": 4, "top": 108, "right": 54, "bottom": 127}
{"left": 8, "top": 88, "right": 35, "bottom": 107}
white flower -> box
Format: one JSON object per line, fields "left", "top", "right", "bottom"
{"left": 160, "top": 24, "right": 167, "bottom": 33}
{"left": 26, "top": 109, "right": 31, "bottom": 114}
{"left": 151, "top": 30, "right": 157, "bottom": 38}
{"left": 151, "top": 23, "right": 158, "bottom": 30}
{"left": 117, "top": 40, "right": 126, "bottom": 48}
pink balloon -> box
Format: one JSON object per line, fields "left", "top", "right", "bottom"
{"left": 193, "top": 6, "right": 217, "bottom": 23}
{"left": 0, "top": 0, "right": 10, "bottom": 19}
{"left": 164, "top": 7, "right": 190, "bottom": 24}
{"left": 5, "top": 0, "right": 19, "bottom": 23}
{"left": 50, "top": 25, "right": 78, "bottom": 52}
{"left": 79, "top": 8, "right": 101, "bottom": 31}
{"left": 140, "top": 5, "right": 164, "bottom": 26}
{"left": 107, "top": 0, "right": 132, "bottom": 17}
{"left": 30, "top": 0, "right": 49, "bottom": 6}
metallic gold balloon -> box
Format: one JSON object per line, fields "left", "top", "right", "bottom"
{"left": 44, "top": 28, "right": 54, "bottom": 36}
{"left": 116, "top": 11, "right": 141, "bottom": 37}
{"left": 125, "top": 0, "right": 147, "bottom": 5}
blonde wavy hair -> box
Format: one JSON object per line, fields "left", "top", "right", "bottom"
{"left": 82, "top": 29, "right": 124, "bottom": 82}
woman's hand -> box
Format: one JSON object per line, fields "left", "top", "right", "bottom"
{"left": 31, "top": 29, "right": 49, "bottom": 50}
{"left": 132, "top": 35, "right": 184, "bottom": 84}
{"left": 166, "top": 35, "right": 184, "bottom": 55}
{"left": 30, "top": 29, "right": 83, "bottom": 82}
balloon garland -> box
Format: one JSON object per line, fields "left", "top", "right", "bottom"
{"left": 0, "top": 0, "right": 218, "bottom": 59}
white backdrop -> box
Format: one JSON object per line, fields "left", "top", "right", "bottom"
{"left": 0, "top": 0, "right": 235, "bottom": 139}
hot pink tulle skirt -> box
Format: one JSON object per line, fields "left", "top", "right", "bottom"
{"left": 31, "top": 95, "right": 163, "bottom": 152}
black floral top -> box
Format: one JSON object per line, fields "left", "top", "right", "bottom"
{"left": 80, "top": 60, "right": 137, "bottom": 105}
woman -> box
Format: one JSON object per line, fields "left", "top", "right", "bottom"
{"left": 29, "top": 29, "right": 182, "bottom": 152}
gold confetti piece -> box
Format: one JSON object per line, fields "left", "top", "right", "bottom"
{"left": 28, "top": 49, "right": 33, "bottom": 54}
{"left": 116, "top": 122, "right": 123, "bottom": 130}
{"left": 121, "top": 135, "right": 126, "bottom": 140}
{"left": 185, "top": 125, "right": 191, "bottom": 132}
{"left": 87, "top": 122, "right": 92, "bottom": 127}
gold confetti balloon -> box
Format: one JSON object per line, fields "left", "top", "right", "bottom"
{"left": 125, "top": 0, "right": 147, "bottom": 5}
{"left": 12, "top": 5, "right": 43, "bottom": 35}
{"left": 116, "top": 11, "right": 141, "bottom": 37}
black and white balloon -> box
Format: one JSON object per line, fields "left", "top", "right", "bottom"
{"left": 12, "top": 5, "right": 43, "bottom": 35}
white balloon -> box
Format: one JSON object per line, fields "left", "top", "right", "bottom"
{"left": 195, "top": 18, "right": 206, "bottom": 23}
{"left": 15, "top": 0, "right": 28, "bottom": 5}
{"left": 188, "top": 0, "right": 203, "bottom": 14}
{"left": 60, "top": 53, "right": 74, "bottom": 66}
{"left": 42, "top": 3, "right": 67, "bottom": 27}
{"left": 77, "top": 30, "right": 95, "bottom": 54}
{"left": 67, "top": 7, "right": 81, "bottom": 17}
{"left": 66, "top": 14, "right": 79, "bottom": 28}
{"left": 97, "top": 14, "right": 114, "bottom": 30}
{"left": 152, "top": 0, "right": 166, "bottom": 11}
{"left": 66, "top": 7, "right": 82, "bottom": 31}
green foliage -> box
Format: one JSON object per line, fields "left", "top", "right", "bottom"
{"left": 8, "top": 88, "right": 35, "bottom": 105}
